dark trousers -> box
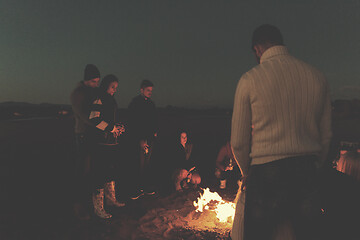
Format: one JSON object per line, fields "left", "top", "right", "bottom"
{"left": 129, "top": 139, "right": 155, "bottom": 191}
{"left": 74, "top": 134, "right": 94, "bottom": 204}
{"left": 92, "top": 144, "right": 120, "bottom": 189}
{"left": 244, "top": 155, "right": 324, "bottom": 240}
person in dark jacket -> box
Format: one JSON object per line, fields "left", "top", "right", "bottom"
{"left": 172, "top": 130, "right": 201, "bottom": 191}
{"left": 127, "top": 79, "right": 158, "bottom": 199}
{"left": 89, "top": 74, "right": 125, "bottom": 219}
{"left": 70, "top": 64, "right": 101, "bottom": 220}
{"left": 215, "top": 141, "right": 242, "bottom": 189}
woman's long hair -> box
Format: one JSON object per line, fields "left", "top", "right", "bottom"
{"left": 99, "top": 74, "right": 118, "bottom": 93}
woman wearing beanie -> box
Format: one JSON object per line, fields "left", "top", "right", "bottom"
{"left": 88, "top": 74, "right": 125, "bottom": 219}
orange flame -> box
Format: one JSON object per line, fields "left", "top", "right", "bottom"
{"left": 193, "top": 188, "right": 236, "bottom": 222}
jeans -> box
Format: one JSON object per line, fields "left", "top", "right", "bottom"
{"left": 244, "top": 155, "right": 324, "bottom": 240}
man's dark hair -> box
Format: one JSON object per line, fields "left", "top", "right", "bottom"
{"left": 251, "top": 24, "right": 284, "bottom": 50}
{"left": 140, "top": 79, "right": 154, "bottom": 89}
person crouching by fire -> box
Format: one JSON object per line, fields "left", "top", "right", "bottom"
{"left": 172, "top": 130, "right": 201, "bottom": 191}
{"left": 215, "top": 141, "right": 242, "bottom": 190}
{"left": 88, "top": 74, "right": 126, "bottom": 219}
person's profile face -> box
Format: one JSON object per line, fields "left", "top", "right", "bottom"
{"left": 85, "top": 78, "right": 100, "bottom": 88}
{"left": 141, "top": 86, "right": 153, "bottom": 99}
{"left": 107, "top": 81, "right": 118, "bottom": 96}
{"left": 180, "top": 132, "right": 187, "bottom": 146}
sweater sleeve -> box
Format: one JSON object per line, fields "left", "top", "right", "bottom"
{"left": 318, "top": 80, "right": 333, "bottom": 167}
{"left": 89, "top": 98, "right": 114, "bottom": 132}
{"left": 231, "top": 74, "right": 252, "bottom": 176}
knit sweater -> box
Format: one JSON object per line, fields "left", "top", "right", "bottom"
{"left": 231, "top": 46, "right": 332, "bottom": 176}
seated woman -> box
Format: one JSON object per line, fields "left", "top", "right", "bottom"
{"left": 172, "top": 130, "right": 201, "bottom": 191}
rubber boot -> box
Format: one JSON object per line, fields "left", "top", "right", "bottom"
{"left": 105, "top": 181, "right": 125, "bottom": 207}
{"left": 92, "top": 189, "right": 112, "bottom": 219}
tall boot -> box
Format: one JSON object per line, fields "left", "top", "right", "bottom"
{"left": 92, "top": 189, "right": 112, "bottom": 219}
{"left": 105, "top": 181, "right": 125, "bottom": 207}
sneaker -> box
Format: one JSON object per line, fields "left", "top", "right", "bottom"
{"left": 220, "top": 179, "right": 227, "bottom": 189}
{"left": 144, "top": 189, "right": 156, "bottom": 195}
{"left": 130, "top": 189, "right": 144, "bottom": 200}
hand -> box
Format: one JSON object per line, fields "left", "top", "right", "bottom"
{"left": 140, "top": 140, "right": 149, "bottom": 152}
{"left": 240, "top": 175, "right": 248, "bottom": 192}
{"left": 111, "top": 124, "right": 125, "bottom": 137}
{"left": 117, "top": 124, "right": 125, "bottom": 135}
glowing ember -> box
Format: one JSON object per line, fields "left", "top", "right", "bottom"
{"left": 193, "top": 188, "right": 236, "bottom": 222}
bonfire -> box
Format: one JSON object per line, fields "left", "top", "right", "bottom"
{"left": 193, "top": 187, "right": 236, "bottom": 223}
{"left": 137, "top": 187, "right": 237, "bottom": 239}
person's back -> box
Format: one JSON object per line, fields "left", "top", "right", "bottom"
{"left": 71, "top": 82, "right": 97, "bottom": 134}
{"left": 231, "top": 24, "right": 332, "bottom": 240}
{"left": 245, "top": 46, "right": 330, "bottom": 166}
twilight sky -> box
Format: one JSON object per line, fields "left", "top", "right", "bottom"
{"left": 1, "top": 0, "right": 359, "bottom": 108}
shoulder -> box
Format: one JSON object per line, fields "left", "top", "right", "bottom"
{"left": 290, "top": 57, "right": 328, "bottom": 85}
{"left": 71, "top": 83, "right": 84, "bottom": 96}
{"left": 185, "top": 143, "right": 193, "bottom": 151}
{"left": 130, "top": 95, "right": 143, "bottom": 104}
{"left": 71, "top": 83, "right": 92, "bottom": 101}
{"left": 128, "top": 95, "right": 140, "bottom": 108}
{"left": 238, "top": 65, "right": 261, "bottom": 86}
{"left": 147, "top": 98, "right": 156, "bottom": 107}
{"left": 234, "top": 69, "right": 256, "bottom": 96}
{"left": 300, "top": 59, "right": 326, "bottom": 77}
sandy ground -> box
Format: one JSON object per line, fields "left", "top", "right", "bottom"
{"left": 1, "top": 112, "right": 360, "bottom": 240}
{"left": 2, "top": 180, "right": 239, "bottom": 240}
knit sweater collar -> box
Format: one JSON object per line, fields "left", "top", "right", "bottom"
{"left": 260, "top": 45, "right": 289, "bottom": 64}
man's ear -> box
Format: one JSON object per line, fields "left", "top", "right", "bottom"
{"left": 140, "top": 88, "right": 144, "bottom": 95}
{"left": 253, "top": 45, "right": 263, "bottom": 58}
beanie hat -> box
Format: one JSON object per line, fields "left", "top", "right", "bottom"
{"left": 84, "top": 64, "right": 100, "bottom": 81}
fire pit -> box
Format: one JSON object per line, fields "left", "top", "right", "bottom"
{"left": 137, "top": 187, "right": 236, "bottom": 239}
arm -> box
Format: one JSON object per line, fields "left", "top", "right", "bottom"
{"left": 215, "top": 146, "right": 227, "bottom": 171}
{"left": 70, "top": 89, "right": 96, "bottom": 127}
{"left": 230, "top": 74, "right": 252, "bottom": 177}
{"left": 318, "top": 80, "right": 332, "bottom": 167}
{"left": 89, "top": 98, "right": 116, "bottom": 133}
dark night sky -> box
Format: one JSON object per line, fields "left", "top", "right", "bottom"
{"left": 1, "top": 0, "right": 359, "bottom": 108}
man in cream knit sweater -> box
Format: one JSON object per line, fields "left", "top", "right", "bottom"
{"left": 231, "top": 24, "right": 332, "bottom": 239}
